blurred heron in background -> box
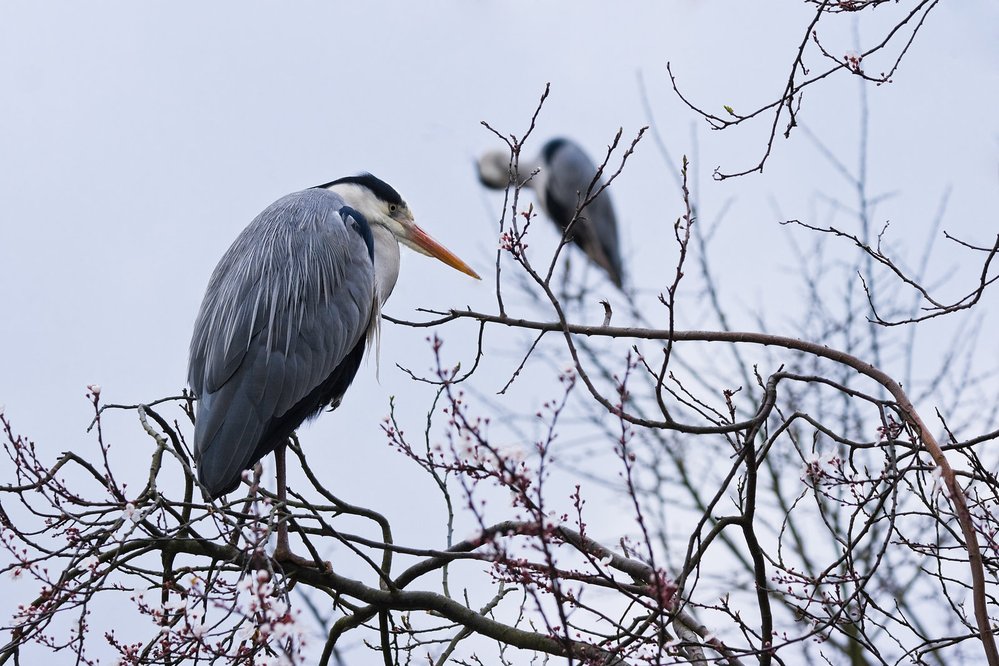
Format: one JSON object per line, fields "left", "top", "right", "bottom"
{"left": 187, "top": 174, "right": 479, "bottom": 558}
{"left": 477, "top": 138, "right": 624, "bottom": 289}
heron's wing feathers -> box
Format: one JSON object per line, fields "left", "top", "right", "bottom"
{"left": 544, "top": 142, "right": 624, "bottom": 288}
{"left": 188, "top": 189, "right": 376, "bottom": 496}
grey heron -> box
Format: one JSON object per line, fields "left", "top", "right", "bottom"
{"left": 477, "top": 138, "right": 623, "bottom": 288}
{"left": 188, "top": 174, "right": 479, "bottom": 556}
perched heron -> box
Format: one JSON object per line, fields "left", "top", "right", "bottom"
{"left": 188, "top": 174, "right": 479, "bottom": 556}
{"left": 477, "top": 138, "right": 623, "bottom": 288}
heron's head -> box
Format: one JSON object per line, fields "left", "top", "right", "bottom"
{"left": 321, "top": 173, "right": 479, "bottom": 280}
{"left": 475, "top": 149, "right": 517, "bottom": 190}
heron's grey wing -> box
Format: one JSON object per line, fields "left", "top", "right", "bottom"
{"left": 543, "top": 141, "right": 624, "bottom": 287}
{"left": 574, "top": 184, "right": 623, "bottom": 288}
{"left": 188, "top": 189, "right": 376, "bottom": 497}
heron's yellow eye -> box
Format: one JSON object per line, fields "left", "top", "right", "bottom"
{"left": 389, "top": 204, "right": 398, "bottom": 213}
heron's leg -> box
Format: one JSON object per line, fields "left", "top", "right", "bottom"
{"left": 274, "top": 445, "right": 291, "bottom": 557}
{"left": 559, "top": 253, "right": 573, "bottom": 302}
{"left": 559, "top": 252, "right": 587, "bottom": 308}
{"left": 272, "top": 446, "right": 325, "bottom": 568}
{"left": 274, "top": 446, "right": 310, "bottom": 565}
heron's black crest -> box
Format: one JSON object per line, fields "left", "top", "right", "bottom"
{"left": 339, "top": 205, "right": 375, "bottom": 261}
{"left": 318, "top": 173, "right": 404, "bottom": 207}
{"left": 541, "top": 138, "right": 569, "bottom": 164}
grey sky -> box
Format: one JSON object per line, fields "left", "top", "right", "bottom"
{"left": 1, "top": 2, "right": 996, "bottom": 661}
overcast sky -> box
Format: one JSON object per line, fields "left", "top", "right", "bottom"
{"left": 1, "top": 2, "right": 996, "bottom": 661}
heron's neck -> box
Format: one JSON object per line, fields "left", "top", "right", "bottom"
{"left": 371, "top": 225, "right": 401, "bottom": 304}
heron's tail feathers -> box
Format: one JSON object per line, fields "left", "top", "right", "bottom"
{"left": 192, "top": 389, "right": 266, "bottom": 499}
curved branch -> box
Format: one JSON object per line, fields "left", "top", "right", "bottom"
{"left": 422, "top": 307, "right": 997, "bottom": 663}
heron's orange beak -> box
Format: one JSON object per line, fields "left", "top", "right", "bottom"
{"left": 404, "top": 223, "right": 481, "bottom": 280}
